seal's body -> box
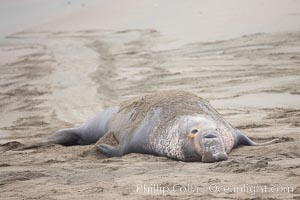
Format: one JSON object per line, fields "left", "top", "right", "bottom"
{"left": 24, "top": 91, "right": 277, "bottom": 162}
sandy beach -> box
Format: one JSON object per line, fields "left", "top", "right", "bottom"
{"left": 0, "top": 0, "right": 300, "bottom": 199}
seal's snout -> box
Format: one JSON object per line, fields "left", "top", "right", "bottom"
{"left": 215, "top": 152, "right": 228, "bottom": 162}
{"left": 202, "top": 151, "right": 228, "bottom": 163}
{"left": 188, "top": 126, "right": 228, "bottom": 162}
{"left": 197, "top": 130, "right": 228, "bottom": 162}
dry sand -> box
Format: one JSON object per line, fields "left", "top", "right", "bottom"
{"left": 0, "top": 1, "right": 300, "bottom": 199}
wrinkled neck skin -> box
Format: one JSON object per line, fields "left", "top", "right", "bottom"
{"left": 147, "top": 115, "right": 199, "bottom": 161}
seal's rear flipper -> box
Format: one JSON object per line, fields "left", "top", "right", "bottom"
{"left": 48, "top": 127, "right": 81, "bottom": 146}
{"left": 15, "top": 127, "right": 81, "bottom": 150}
{"left": 234, "top": 130, "right": 280, "bottom": 148}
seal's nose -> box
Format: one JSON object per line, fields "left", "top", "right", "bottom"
{"left": 203, "top": 133, "right": 217, "bottom": 139}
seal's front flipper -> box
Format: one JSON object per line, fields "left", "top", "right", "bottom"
{"left": 95, "top": 131, "right": 122, "bottom": 157}
{"left": 234, "top": 129, "right": 280, "bottom": 147}
{"left": 97, "top": 144, "right": 122, "bottom": 157}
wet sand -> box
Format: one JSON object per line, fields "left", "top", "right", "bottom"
{"left": 1, "top": 1, "right": 300, "bottom": 200}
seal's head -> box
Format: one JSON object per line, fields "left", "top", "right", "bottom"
{"left": 187, "top": 116, "right": 228, "bottom": 163}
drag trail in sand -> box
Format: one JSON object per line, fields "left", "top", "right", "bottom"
{"left": 0, "top": 29, "right": 299, "bottom": 199}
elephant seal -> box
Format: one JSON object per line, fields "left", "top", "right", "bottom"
{"left": 20, "top": 91, "right": 278, "bottom": 162}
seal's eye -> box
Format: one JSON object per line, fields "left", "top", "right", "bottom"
{"left": 188, "top": 129, "right": 199, "bottom": 139}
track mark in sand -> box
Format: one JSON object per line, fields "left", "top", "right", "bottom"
{"left": 236, "top": 124, "right": 271, "bottom": 129}
{"left": 88, "top": 40, "right": 118, "bottom": 108}
{"left": 88, "top": 29, "right": 166, "bottom": 105}
{"left": 86, "top": 31, "right": 300, "bottom": 110}
{"left": 250, "top": 136, "right": 294, "bottom": 143}
{"left": 267, "top": 109, "right": 300, "bottom": 127}
{"left": 0, "top": 31, "right": 102, "bottom": 138}
{"left": 0, "top": 44, "right": 56, "bottom": 138}
{"left": 0, "top": 141, "right": 23, "bottom": 152}
{"left": 209, "top": 159, "right": 269, "bottom": 173}
{"left": 0, "top": 170, "right": 48, "bottom": 186}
